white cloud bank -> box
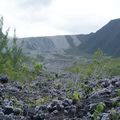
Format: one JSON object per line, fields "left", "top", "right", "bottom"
{"left": 0, "top": 0, "right": 120, "bottom": 37}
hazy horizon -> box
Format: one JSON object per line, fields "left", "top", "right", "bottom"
{"left": 0, "top": 0, "right": 120, "bottom": 37}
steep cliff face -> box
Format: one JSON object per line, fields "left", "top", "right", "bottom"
{"left": 22, "top": 37, "right": 56, "bottom": 52}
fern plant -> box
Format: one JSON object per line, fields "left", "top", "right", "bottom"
{"left": 93, "top": 102, "right": 106, "bottom": 120}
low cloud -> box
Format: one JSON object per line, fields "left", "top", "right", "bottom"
{"left": 0, "top": 0, "right": 120, "bottom": 37}
{"left": 18, "top": 0, "right": 53, "bottom": 10}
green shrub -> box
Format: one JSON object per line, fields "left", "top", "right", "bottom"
{"left": 73, "top": 91, "right": 81, "bottom": 101}
{"left": 34, "top": 63, "right": 43, "bottom": 75}
{"left": 93, "top": 102, "right": 106, "bottom": 120}
{"left": 117, "top": 89, "right": 120, "bottom": 97}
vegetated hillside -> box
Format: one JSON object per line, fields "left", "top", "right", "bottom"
{"left": 79, "top": 18, "right": 120, "bottom": 57}
{"left": 19, "top": 34, "right": 87, "bottom": 54}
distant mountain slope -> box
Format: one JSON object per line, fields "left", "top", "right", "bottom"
{"left": 79, "top": 18, "right": 120, "bottom": 57}
{"left": 19, "top": 34, "right": 86, "bottom": 54}
{"left": 18, "top": 19, "right": 120, "bottom": 57}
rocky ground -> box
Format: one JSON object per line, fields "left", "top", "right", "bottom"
{"left": 0, "top": 71, "right": 120, "bottom": 120}
{"left": 0, "top": 53, "right": 120, "bottom": 120}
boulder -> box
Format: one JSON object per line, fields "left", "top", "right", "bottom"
{"left": 0, "top": 76, "right": 8, "bottom": 84}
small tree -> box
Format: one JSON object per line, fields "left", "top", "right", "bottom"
{"left": 92, "top": 48, "right": 106, "bottom": 80}
{"left": 0, "top": 17, "right": 28, "bottom": 80}
{"left": 10, "top": 29, "right": 24, "bottom": 69}
{"left": 34, "top": 63, "right": 43, "bottom": 75}
{"left": 93, "top": 48, "right": 104, "bottom": 64}
{"left": 0, "top": 17, "right": 10, "bottom": 71}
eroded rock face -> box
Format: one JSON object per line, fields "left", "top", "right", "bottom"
{"left": 0, "top": 75, "right": 120, "bottom": 120}
{"left": 20, "top": 34, "right": 82, "bottom": 55}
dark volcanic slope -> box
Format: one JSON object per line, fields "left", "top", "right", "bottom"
{"left": 79, "top": 18, "right": 120, "bottom": 57}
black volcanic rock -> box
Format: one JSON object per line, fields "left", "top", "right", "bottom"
{"left": 0, "top": 76, "right": 8, "bottom": 84}
{"left": 3, "top": 106, "right": 14, "bottom": 115}
{"left": 1, "top": 70, "right": 120, "bottom": 119}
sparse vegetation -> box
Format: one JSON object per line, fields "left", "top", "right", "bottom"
{"left": 72, "top": 91, "right": 81, "bottom": 101}
{"left": 0, "top": 17, "right": 43, "bottom": 81}
{"left": 110, "top": 108, "right": 119, "bottom": 120}
{"left": 93, "top": 102, "right": 106, "bottom": 120}
{"left": 65, "top": 49, "right": 120, "bottom": 81}
{"left": 117, "top": 89, "right": 120, "bottom": 97}
{"left": 34, "top": 63, "right": 43, "bottom": 75}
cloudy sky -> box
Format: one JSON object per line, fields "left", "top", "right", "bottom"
{"left": 0, "top": 0, "right": 120, "bottom": 37}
